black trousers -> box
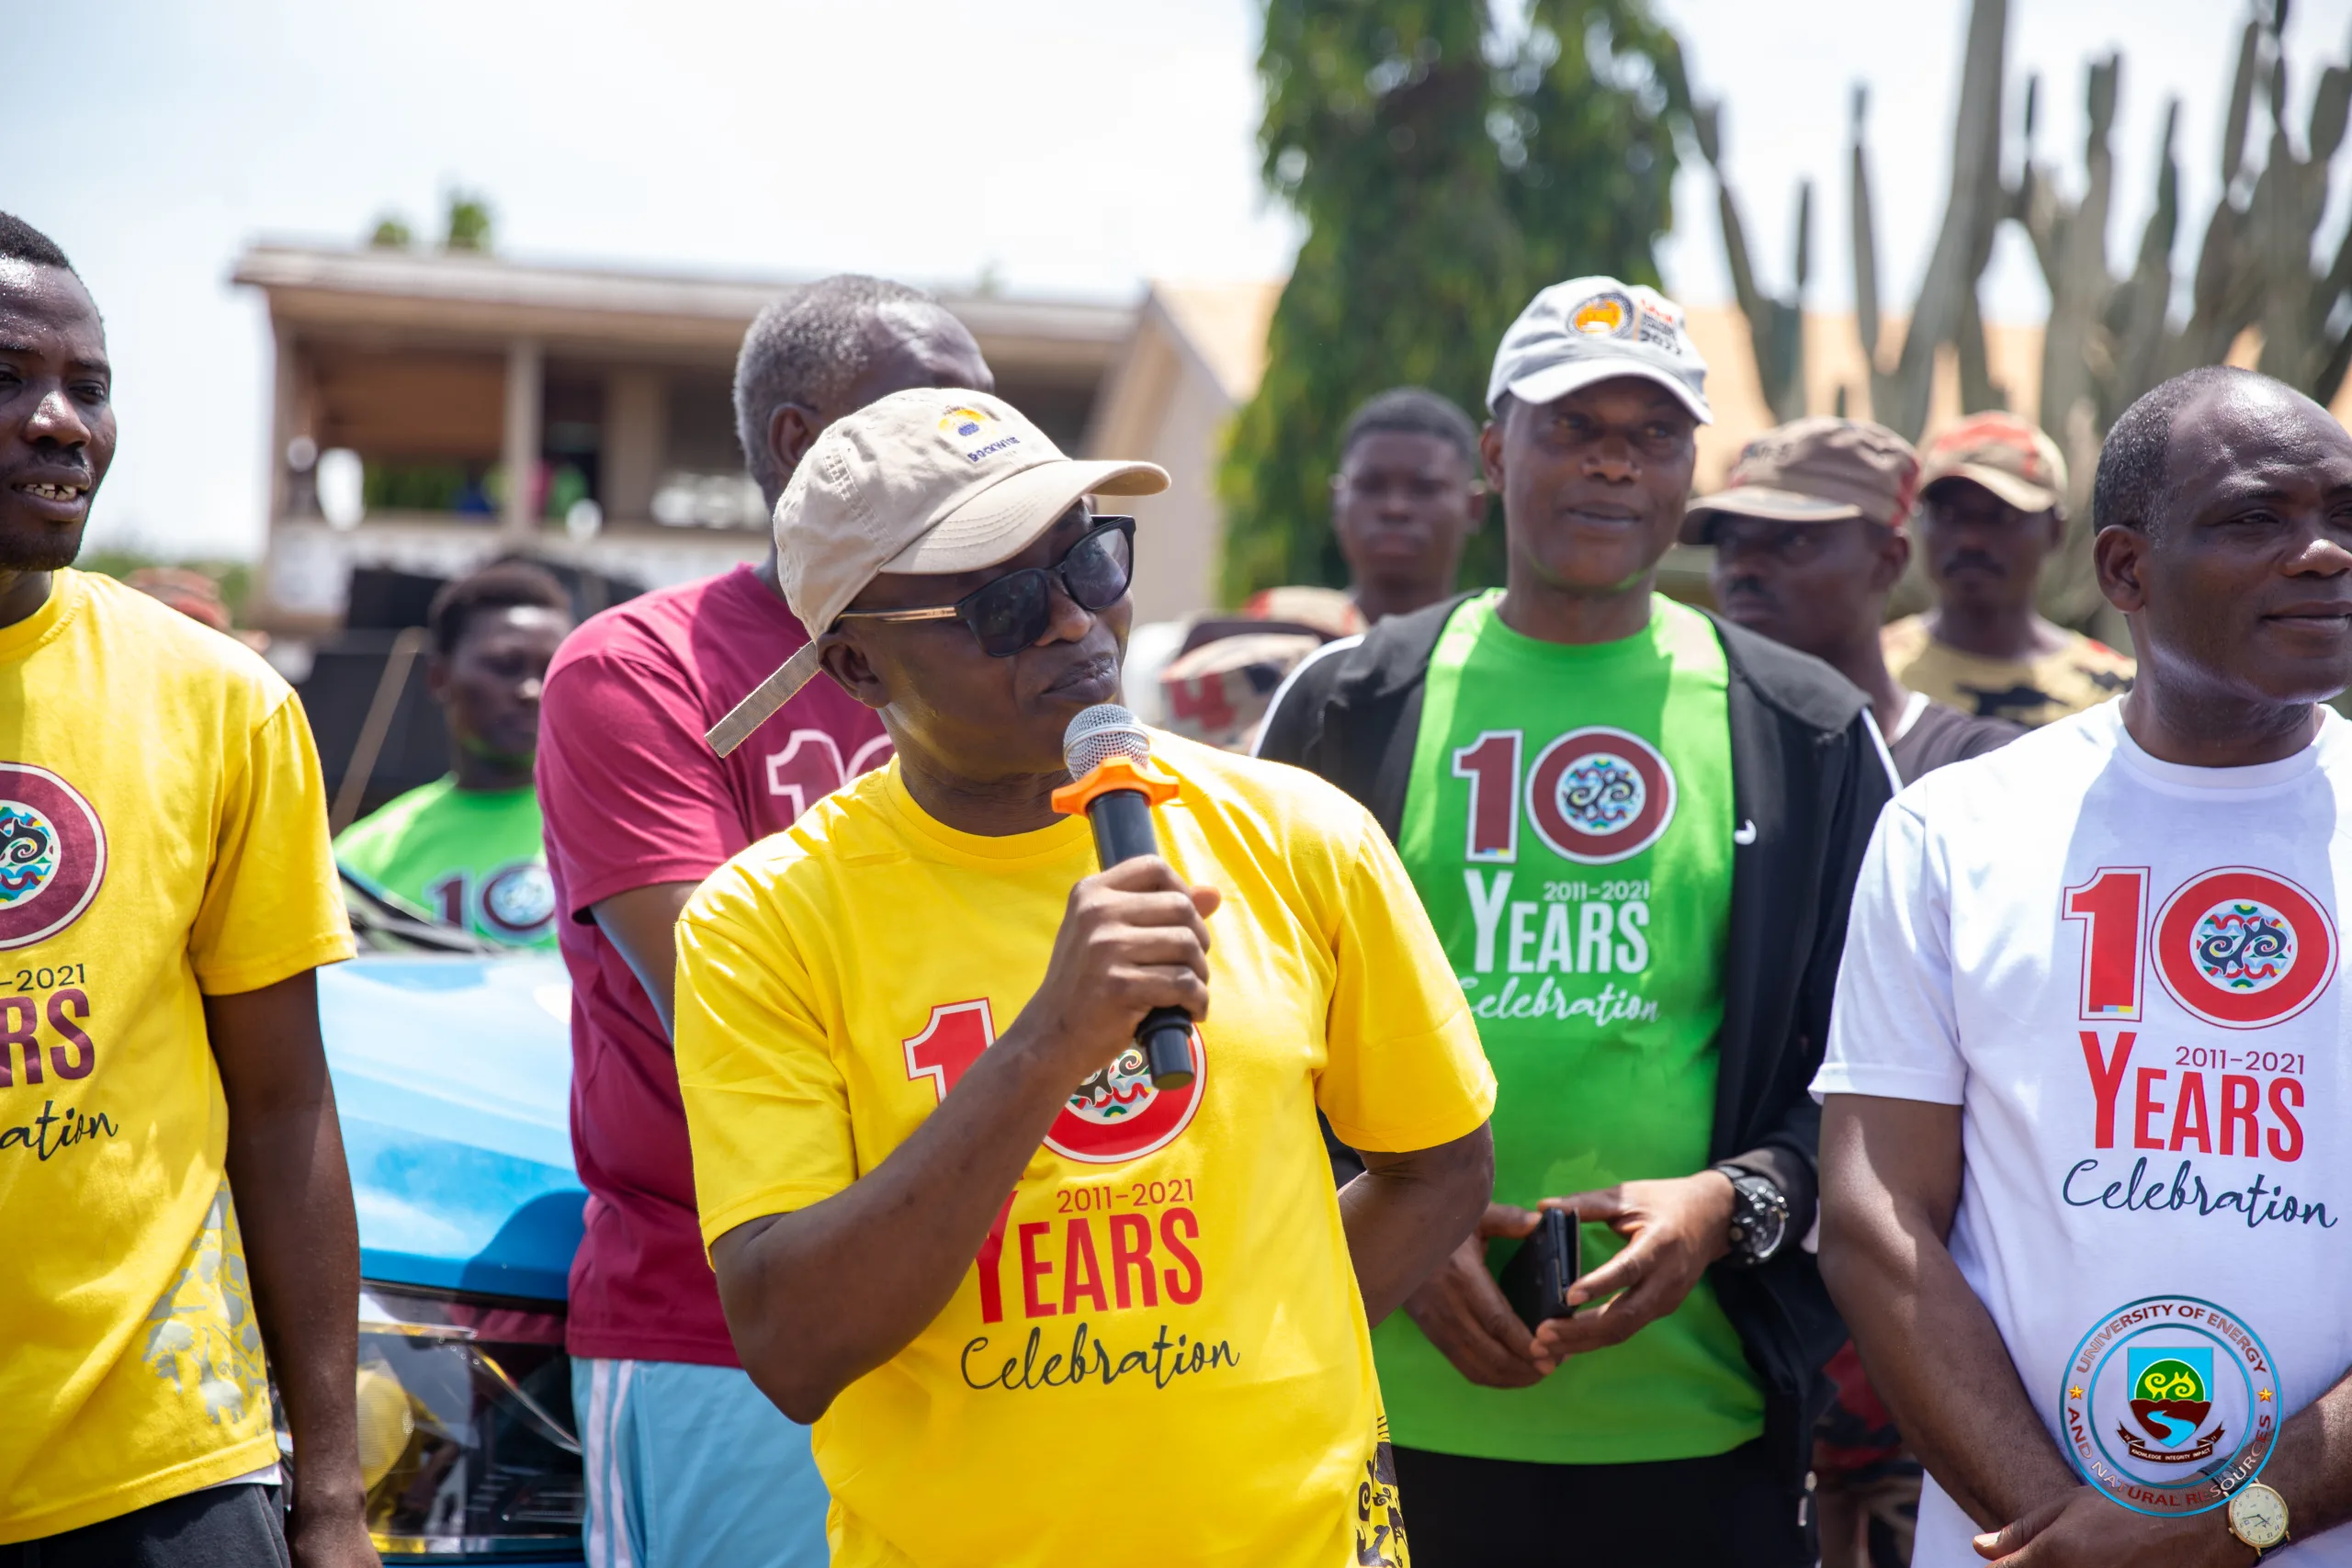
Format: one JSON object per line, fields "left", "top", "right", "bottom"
{"left": 1393, "top": 1440, "right": 1810, "bottom": 1568}
{"left": 0, "top": 1486, "right": 288, "bottom": 1568}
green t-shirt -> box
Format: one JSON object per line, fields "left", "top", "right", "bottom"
{"left": 334, "top": 776, "right": 558, "bottom": 949}
{"left": 1375, "top": 591, "right": 1762, "bottom": 1464}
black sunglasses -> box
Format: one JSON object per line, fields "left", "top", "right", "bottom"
{"left": 835, "top": 517, "right": 1136, "bottom": 658}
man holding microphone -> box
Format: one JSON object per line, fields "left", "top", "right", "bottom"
{"left": 672, "top": 389, "right": 1498, "bottom": 1566}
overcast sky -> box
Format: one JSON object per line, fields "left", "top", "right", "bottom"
{"left": 21, "top": 0, "right": 2352, "bottom": 558}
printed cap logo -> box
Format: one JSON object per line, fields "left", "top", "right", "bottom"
{"left": 2062, "top": 1295, "right": 2280, "bottom": 1516}
{"left": 1524, "top": 727, "right": 1676, "bottom": 864}
{"left": 1569, "top": 291, "right": 1636, "bottom": 339}
{"left": 0, "top": 766, "right": 104, "bottom": 951}
{"left": 937, "top": 402, "right": 1023, "bottom": 466}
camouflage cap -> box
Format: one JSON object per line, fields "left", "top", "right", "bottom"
{"left": 1681, "top": 417, "right": 1920, "bottom": 545}
{"left": 1918, "top": 411, "right": 2068, "bottom": 519}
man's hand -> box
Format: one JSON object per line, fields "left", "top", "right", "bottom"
{"left": 1011, "top": 857, "right": 1220, "bottom": 1084}
{"left": 208, "top": 972, "right": 381, "bottom": 1568}
{"left": 287, "top": 1506, "right": 382, "bottom": 1568}
{"left": 709, "top": 855, "right": 1221, "bottom": 1424}
{"left": 1401, "top": 1202, "right": 1551, "bottom": 1387}
{"left": 1971, "top": 1485, "right": 2254, "bottom": 1567}
{"left": 1532, "top": 1172, "right": 1735, "bottom": 1361}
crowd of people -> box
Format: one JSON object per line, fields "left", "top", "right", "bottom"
{"left": 5, "top": 194, "right": 2351, "bottom": 1568}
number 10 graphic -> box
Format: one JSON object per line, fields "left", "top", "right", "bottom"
{"left": 2065, "top": 865, "right": 2338, "bottom": 1031}
{"left": 2064, "top": 867, "right": 2148, "bottom": 1021}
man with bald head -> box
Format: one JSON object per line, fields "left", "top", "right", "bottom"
{"left": 1819, "top": 366, "right": 2352, "bottom": 1566}
{"left": 537, "top": 276, "right": 991, "bottom": 1568}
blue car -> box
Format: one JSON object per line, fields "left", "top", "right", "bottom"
{"left": 321, "top": 893, "right": 589, "bottom": 1563}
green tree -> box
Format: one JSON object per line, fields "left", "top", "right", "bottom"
{"left": 444, "top": 190, "right": 495, "bottom": 253}
{"left": 1219, "top": 0, "right": 1688, "bottom": 601}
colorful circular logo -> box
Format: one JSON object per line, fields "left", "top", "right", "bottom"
{"left": 1525, "top": 728, "right": 1676, "bottom": 864}
{"left": 2061, "top": 1295, "right": 2281, "bottom": 1517}
{"left": 2154, "top": 869, "right": 2335, "bottom": 1029}
{"left": 1568, "top": 291, "right": 1635, "bottom": 338}
{"left": 0, "top": 766, "right": 104, "bottom": 951}
{"left": 937, "top": 405, "right": 993, "bottom": 438}
{"left": 1044, "top": 1029, "right": 1204, "bottom": 1165}
{"left": 481, "top": 862, "right": 556, "bottom": 941}
{"left": 0, "top": 801, "right": 61, "bottom": 906}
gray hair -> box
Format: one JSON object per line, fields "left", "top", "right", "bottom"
{"left": 733, "top": 274, "right": 935, "bottom": 499}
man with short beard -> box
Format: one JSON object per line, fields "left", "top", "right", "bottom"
{"left": 0, "top": 212, "right": 373, "bottom": 1566}
{"left": 1882, "top": 412, "right": 2133, "bottom": 728}
{"left": 1692, "top": 417, "right": 2019, "bottom": 784}
{"left": 671, "top": 388, "right": 1496, "bottom": 1566}
{"left": 536, "top": 275, "right": 992, "bottom": 1568}
{"left": 1819, "top": 367, "right": 2352, "bottom": 1565}
{"left": 1259, "top": 276, "right": 1891, "bottom": 1565}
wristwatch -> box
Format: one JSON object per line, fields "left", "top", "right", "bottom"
{"left": 2226, "top": 1482, "right": 2289, "bottom": 1558}
{"left": 1711, "top": 1164, "right": 1790, "bottom": 1267}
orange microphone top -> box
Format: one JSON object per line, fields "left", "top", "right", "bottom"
{"left": 1051, "top": 754, "right": 1181, "bottom": 817}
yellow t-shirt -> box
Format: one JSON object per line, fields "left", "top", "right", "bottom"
{"left": 1881, "top": 613, "right": 2133, "bottom": 728}
{"left": 675, "top": 731, "right": 1494, "bottom": 1568}
{"left": 0, "top": 571, "right": 353, "bottom": 1542}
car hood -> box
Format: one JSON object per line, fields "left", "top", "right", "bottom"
{"left": 322, "top": 953, "right": 582, "bottom": 1302}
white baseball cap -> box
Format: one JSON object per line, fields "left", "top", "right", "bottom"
{"left": 1486, "top": 276, "right": 1713, "bottom": 424}
{"left": 706, "top": 388, "right": 1169, "bottom": 756}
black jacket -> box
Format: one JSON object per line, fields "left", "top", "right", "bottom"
{"left": 1256, "top": 593, "right": 1894, "bottom": 1490}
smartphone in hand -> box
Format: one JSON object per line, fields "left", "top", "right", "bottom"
{"left": 1498, "top": 1207, "right": 1580, "bottom": 1330}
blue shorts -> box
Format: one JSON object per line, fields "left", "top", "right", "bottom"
{"left": 572, "top": 1358, "right": 829, "bottom": 1568}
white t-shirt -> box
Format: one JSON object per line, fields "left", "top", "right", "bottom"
{"left": 1818, "top": 699, "right": 2352, "bottom": 1566}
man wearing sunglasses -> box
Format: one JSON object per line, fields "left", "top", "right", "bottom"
{"left": 673, "top": 389, "right": 1498, "bottom": 1567}
{"left": 536, "top": 275, "right": 990, "bottom": 1568}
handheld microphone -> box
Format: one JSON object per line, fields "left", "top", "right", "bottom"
{"left": 1050, "top": 704, "right": 1197, "bottom": 1090}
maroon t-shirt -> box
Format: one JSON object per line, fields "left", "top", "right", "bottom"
{"left": 537, "top": 564, "right": 890, "bottom": 1365}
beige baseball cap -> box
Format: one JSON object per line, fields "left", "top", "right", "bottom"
{"left": 706, "top": 388, "right": 1169, "bottom": 756}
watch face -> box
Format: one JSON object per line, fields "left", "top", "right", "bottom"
{"left": 2230, "top": 1483, "right": 2289, "bottom": 1547}
{"left": 1734, "top": 1179, "right": 1786, "bottom": 1259}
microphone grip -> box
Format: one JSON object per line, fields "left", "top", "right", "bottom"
{"left": 1085, "top": 787, "right": 1160, "bottom": 867}
{"left": 1137, "top": 1008, "right": 1196, "bottom": 1090}
{"left": 1083, "top": 788, "right": 1198, "bottom": 1090}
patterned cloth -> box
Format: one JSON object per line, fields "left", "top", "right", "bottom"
{"left": 1814, "top": 1339, "right": 1921, "bottom": 1568}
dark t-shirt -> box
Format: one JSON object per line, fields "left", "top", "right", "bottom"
{"left": 1886, "top": 695, "right": 2023, "bottom": 784}
{"left": 537, "top": 564, "right": 890, "bottom": 1366}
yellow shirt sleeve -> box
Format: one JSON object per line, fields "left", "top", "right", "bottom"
{"left": 1316, "top": 808, "right": 1496, "bottom": 1153}
{"left": 189, "top": 691, "right": 356, "bottom": 995}
{"left": 675, "top": 868, "right": 858, "bottom": 1249}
